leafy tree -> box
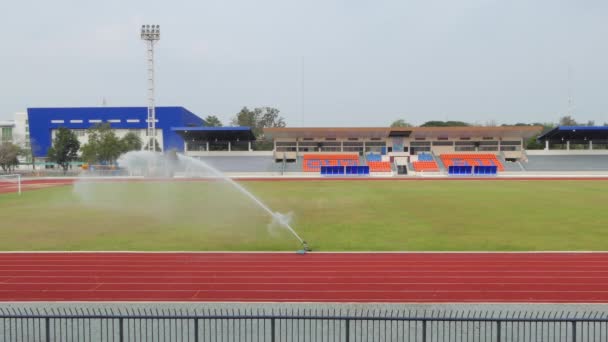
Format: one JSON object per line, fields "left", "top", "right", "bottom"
{"left": 257, "top": 107, "right": 286, "bottom": 132}
{"left": 420, "top": 120, "right": 469, "bottom": 127}
{"left": 231, "top": 107, "right": 257, "bottom": 130}
{"left": 231, "top": 106, "right": 286, "bottom": 138}
{"left": 525, "top": 137, "right": 544, "bottom": 150}
{"left": 121, "top": 132, "right": 142, "bottom": 152}
{"left": 559, "top": 116, "right": 578, "bottom": 126}
{"left": 0, "top": 142, "right": 22, "bottom": 173}
{"left": 204, "top": 115, "right": 223, "bottom": 127}
{"left": 47, "top": 128, "right": 80, "bottom": 173}
{"left": 81, "top": 123, "right": 124, "bottom": 164}
{"left": 390, "top": 119, "right": 413, "bottom": 127}
{"left": 525, "top": 123, "right": 556, "bottom": 150}
{"left": 230, "top": 107, "right": 286, "bottom": 151}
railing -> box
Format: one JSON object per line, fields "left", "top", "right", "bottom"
{"left": 1, "top": 308, "right": 608, "bottom": 341}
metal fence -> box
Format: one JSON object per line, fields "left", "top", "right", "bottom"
{"left": 1, "top": 308, "right": 608, "bottom": 342}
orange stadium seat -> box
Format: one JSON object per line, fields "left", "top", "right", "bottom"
{"left": 302, "top": 154, "right": 359, "bottom": 172}
{"left": 412, "top": 161, "right": 439, "bottom": 172}
{"left": 440, "top": 153, "right": 504, "bottom": 171}
{"left": 367, "top": 161, "right": 391, "bottom": 172}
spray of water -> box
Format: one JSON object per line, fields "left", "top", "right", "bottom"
{"left": 116, "top": 151, "right": 307, "bottom": 246}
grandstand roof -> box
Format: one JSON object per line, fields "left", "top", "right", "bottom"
{"left": 538, "top": 126, "right": 608, "bottom": 142}
{"left": 172, "top": 126, "right": 255, "bottom": 141}
{"left": 265, "top": 126, "right": 542, "bottom": 139}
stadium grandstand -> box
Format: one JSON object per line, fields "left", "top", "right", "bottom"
{"left": 264, "top": 126, "right": 542, "bottom": 175}
{"left": 9, "top": 108, "right": 608, "bottom": 176}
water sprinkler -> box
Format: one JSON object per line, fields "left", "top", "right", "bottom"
{"left": 302, "top": 241, "right": 312, "bottom": 252}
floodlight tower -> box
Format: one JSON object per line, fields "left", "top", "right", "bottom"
{"left": 140, "top": 25, "right": 160, "bottom": 152}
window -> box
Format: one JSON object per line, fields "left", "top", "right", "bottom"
{"left": 432, "top": 141, "right": 454, "bottom": 146}
{"left": 71, "top": 129, "right": 86, "bottom": 137}
{"left": 325, "top": 138, "right": 336, "bottom": 141}
{"left": 108, "top": 119, "right": 121, "bottom": 123}
{"left": 347, "top": 138, "right": 358, "bottom": 141}
{"left": 459, "top": 137, "right": 471, "bottom": 140}
{"left": 127, "top": 119, "right": 140, "bottom": 123}
{"left": 89, "top": 119, "right": 102, "bottom": 123}
{"left": 479, "top": 141, "right": 498, "bottom": 146}
{"left": 410, "top": 141, "right": 431, "bottom": 146}
{"left": 501, "top": 141, "right": 521, "bottom": 146}
{"left": 482, "top": 137, "right": 494, "bottom": 140}
{"left": 70, "top": 120, "right": 83, "bottom": 124}
{"left": 437, "top": 137, "right": 448, "bottom": 140}
{"left": 1, "top": 127, "right": 12, "bottom": 141}
{"left": 414, "top": 137, "right": 426, "bottom": 140}
{"left": 51, "top": 120, "right": 64, "bottom": 124}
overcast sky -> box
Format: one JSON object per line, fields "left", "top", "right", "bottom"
{"left": 1, "top": 0, "right": 607, "bottom": 126}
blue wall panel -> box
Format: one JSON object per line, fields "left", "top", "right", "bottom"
{"left": 27, "top": 107, "right": 205, "bottom": 157}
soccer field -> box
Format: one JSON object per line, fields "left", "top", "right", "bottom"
{"left": 0, "top": 180, "right": 607, "bottom": 251}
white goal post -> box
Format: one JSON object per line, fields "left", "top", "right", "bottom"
{"left": 0, "top": 174, "right": 22, "bottom": 195}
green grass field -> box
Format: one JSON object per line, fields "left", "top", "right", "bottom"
{"left": 1, "top": 180, "right": 607, "bottom": 251}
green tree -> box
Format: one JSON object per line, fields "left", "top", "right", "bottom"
{"left": 121, "top": 132, "right": 142, "bottom": 152}
{"left": 47, "top": 128, "right": 80, "bottom": 173}
{"left": 0, "top": 142, "right": 22, "bottom": 173}
{"left": 231, "top": 106, "right": 286, "bottom": 139}
{"left": 204, "top": 115, "right": 223, "bottom": 127}
{"left": 81, "top": 123, "right": 124, "bottom": 164}
{"left": 390, "top": 119, "right": 413, "bottom": 127}
{"left": 420, "top": 120, "right": 469, "bottom": 127}
{"left": 230, "top": 107, "right": 286, "bottom": 151}
{"left": 559, "top": 116, "right": 578, "bottom": 126}
{"left": 525, "top": 123, "right": 556, "bottom": 150}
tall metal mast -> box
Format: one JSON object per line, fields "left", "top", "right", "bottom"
{"left": 140, "top": 25, "right": 160, "bottom": 152}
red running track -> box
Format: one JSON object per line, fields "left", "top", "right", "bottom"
{"left": 1, "top": 252, "right": 608, "bottom": 303}
{"left": 2, "top": 177, "right": 608, "bottom": 194}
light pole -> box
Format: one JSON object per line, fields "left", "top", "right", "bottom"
{"left": 140, "top": 25, "right": 160, "bottom": 152}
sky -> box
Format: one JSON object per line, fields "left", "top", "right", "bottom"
{"left": 1, "top": 0, "right": 607, "bottom": 126}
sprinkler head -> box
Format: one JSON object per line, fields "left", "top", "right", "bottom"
{"left": 302, "top": 241, "right": 312, "bottom": 252}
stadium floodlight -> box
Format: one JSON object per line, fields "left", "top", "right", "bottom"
{"left": 140, "top": 24, "right": 161, "bottom": 152}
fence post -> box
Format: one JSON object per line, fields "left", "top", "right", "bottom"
{"left": 45, "top": 317, "right": 50, "bottom": 342}
{"left": 571, "top": 321, "right": 577, "bottom": 342}
{"left": 119, "top": 318, "right": 124, "bottom": 342}
{"left": 496, "top": 321, "right": 501, "bottom": 342}
{"left": 271, "top": 318, "right": 276, "bottom": 342}
{"left": 345, "top": 319, "right": 350, "bottom": 342}
{"left": 422, "top": 320, "right": 427, "bottom": 342}
{"left": 194, "top": 319, "right": 199, "bottom": 342}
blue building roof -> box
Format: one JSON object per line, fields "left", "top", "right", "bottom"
{"left": 538, "top": 126, "right": 608, "bottom": 142}
{"left": 172, "top": 126, "right": 256, "bottom": 141}
{"left": 28, "top": 107, "right": 205, "bottom": 157}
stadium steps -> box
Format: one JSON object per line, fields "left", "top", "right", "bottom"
{"left": 197, "top": 156, "right": 277, "bottom": 172}
{"left": 522, "top": 155, "right": 608, "bottom": 171}
{"left": 498, "top": 155, "right": 523, "bottom": 172}
{"left": 432, "top": 152, "right": 447, "bottom": 172}
{"left": 282, "top": 156, "right": 303, "bottom": 172}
